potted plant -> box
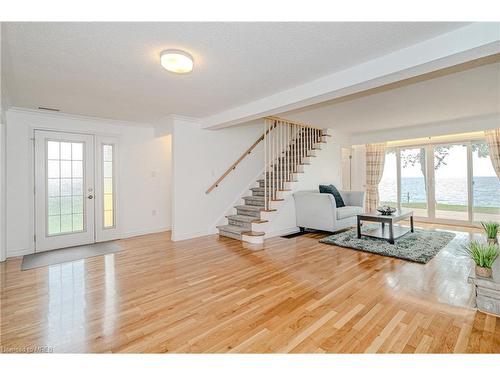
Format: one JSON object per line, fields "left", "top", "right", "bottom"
{"left": 463, "top": 240, "right": 499, "bottom": 278}
{"left": 481, "top": 222, "right": 499, "bottom": 245}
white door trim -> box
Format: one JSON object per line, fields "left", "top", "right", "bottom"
{"left": 34, "top": 130, "right": 95, "bottom": 252}
{"left": 33, "top": 129, "right": 122, "bottom": 252}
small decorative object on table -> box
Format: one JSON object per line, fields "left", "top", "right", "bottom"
{"left": 462, "top": 240, "right": 499, "bottom": 278}
{"left": 481, "top": 221, "right": 499, "bottom": 245}
{"left": 376, "top": 205, "right": 397, "bottom": 216}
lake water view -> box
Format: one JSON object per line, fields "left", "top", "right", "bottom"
{"left": 379, "top": 176, "right": 500, "bottom": 208}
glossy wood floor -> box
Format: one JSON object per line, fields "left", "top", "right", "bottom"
{"left": 1, "top": 223, "right": 499, "bottom": 353}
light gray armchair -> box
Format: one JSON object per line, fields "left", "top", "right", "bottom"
{"left": 293, "top": 189, "right": 365, "bottom": 232}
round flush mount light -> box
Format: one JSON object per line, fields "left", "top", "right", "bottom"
{"left": 160, "top": 49, "right": 194, "bottom": 74}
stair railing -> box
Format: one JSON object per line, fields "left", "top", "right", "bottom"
{"left": 263, "top": 117, "right": 323, "bottom": 210}
{"left": 205, "top": 121, "right": 277, "bottom": 194}
{"left": 205, "top": 116, "right": 323, "bottom": 203}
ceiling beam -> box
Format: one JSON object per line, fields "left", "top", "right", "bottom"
{"left": 201, "top": 23, "right": 500, "bottom": 130}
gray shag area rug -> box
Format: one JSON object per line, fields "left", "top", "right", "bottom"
{"left": 319, "top": 226, "right": 456, "bottom": 264}
{"left": 21, "top": 242, "right": 122, "bottom": 270}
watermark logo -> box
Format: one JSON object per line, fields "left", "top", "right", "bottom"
{"left": 0, "top": 345, "right": 54, "bottom": 353}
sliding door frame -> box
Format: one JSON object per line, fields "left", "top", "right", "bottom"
{"left": 390, "top": 138, "right": 486, "bottom": 228}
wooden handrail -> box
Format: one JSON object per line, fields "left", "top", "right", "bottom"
{"left": 205, "top": 121, "right": 277, "bottom": 194}
{"left": 205, "top": 116, "right": 322, "bottom": 194}
{"left": 264, "top": 116, "right": 323, "bottom": 130}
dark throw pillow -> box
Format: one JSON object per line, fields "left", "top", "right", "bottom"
{"left": 319, "top": 184, "right": 345, "bottom": 208}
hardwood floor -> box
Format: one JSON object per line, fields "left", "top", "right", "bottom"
{"left": 1, "top": 223, "right": 499, "bottom": 353}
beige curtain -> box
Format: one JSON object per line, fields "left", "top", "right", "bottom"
{"left": 485, "top": 129, "right": 500, "bottom": 179}
{"left": 365, "top": 143, "right": 387, "bottom": 212}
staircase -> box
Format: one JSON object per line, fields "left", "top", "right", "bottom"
{"left": 214, "top": 117, "right": 329, "bottom": 244}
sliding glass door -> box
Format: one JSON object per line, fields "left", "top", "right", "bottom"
{"left": 384, "top": 140, "right": 499, "bottom": 225}
{"left": 433, "top": 144, "right": 469, "bottom": 221}
{"left": 400, "top": 147, "right": 428, "bottom": 217}
{"left": 472, "top": 141, "right": 500, "bottom": 223}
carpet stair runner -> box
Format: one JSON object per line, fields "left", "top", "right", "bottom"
{"left": 217, "top": 128, "right": 330, "bottom": 244}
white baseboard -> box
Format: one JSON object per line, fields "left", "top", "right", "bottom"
{"left": 6, "top": 247, "right": 33, "bottom": 259}
{"left": 264, "top": 226, "right": 300, "bottom": 239}
{"left": 171, "top": 229, "right": 215, "bottom": 241}
{"left": 121, "top": 226, "right": 171, "bottom": 239}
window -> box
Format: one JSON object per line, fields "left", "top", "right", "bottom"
{"left": 102, "top": 144, "right": 115, "bottom": 229}
{"left": 433, "top": 144, "right": 468, "bottom": 220}
{"left": 380, "top": 137, "right": 500, "bottom": 224}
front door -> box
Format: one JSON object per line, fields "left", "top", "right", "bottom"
{"left": 34, "top": 130, "right": 95, "bottom": 252}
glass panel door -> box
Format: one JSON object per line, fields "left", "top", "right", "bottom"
{"left": 472, "top": 141, "right": 500, "bottom": 223}
{"left": 35, "top": 130, "right": 95, "bottom": 252}
{"left": 400, "top": 147, "right": 428, "bottom": 217}
{"left": 433, "top": 144, "right": 469, "bottom": 221}
{"left": 46, "top": 140, "right": 85, "bottom": 235}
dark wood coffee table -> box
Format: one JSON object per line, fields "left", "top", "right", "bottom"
{"left": 357, "top": 209, "right": 414, "bottom": 244}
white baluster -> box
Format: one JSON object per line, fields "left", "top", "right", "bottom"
{"left": 286, "top": 122, "right": 289, "bottom": 182}
{"left": 264, "top": 119, "right": 267, "bottom": 210}
{"left": 280, "top": 121, "right": 283, "bottom": 190}
{"left": 269, "top": 121, "right": 276, "bottom": 201}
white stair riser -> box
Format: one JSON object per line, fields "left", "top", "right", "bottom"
{"left": 241, "top": 234, "right": 264, "bottom": 244}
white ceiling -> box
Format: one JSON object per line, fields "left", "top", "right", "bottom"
{"left": 2, "top": 22, "right": 470, "bottom": 124}
{"left": 281, "top": 62, "right": 500, "bottom": 134}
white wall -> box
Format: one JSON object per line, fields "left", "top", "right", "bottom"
{"left": 171, "top": 115, "right": 348, "bottom": 239}
{"left": 0, "top": 23, "right": 7, "bottom": 262}
{"left": 5, "top": 108, "right": 171, "bottom": 258}
{"left": 171, "top": 117, "right": 264, "bottom": 240}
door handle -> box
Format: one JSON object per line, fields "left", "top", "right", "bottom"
{"left": 88, "top": 194, "right": 94, "bottom": 199}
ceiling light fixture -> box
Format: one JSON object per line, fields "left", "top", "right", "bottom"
{"left": 160, "top": 49, "right": 194, "bottom": 74}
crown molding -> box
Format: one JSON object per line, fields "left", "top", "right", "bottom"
{"left": 7, "top": 107, "right": 156, "bottom": 128}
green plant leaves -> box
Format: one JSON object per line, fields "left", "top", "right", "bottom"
{"left": 463, "top": 240, "right": 499, "bottom": 268}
